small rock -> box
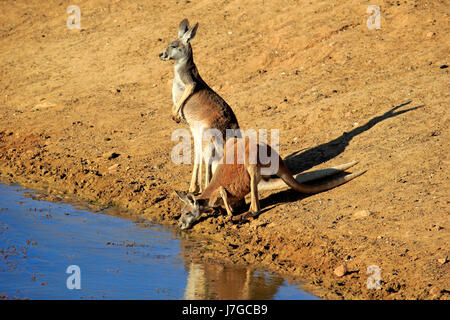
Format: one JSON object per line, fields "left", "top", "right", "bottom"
{"left": 426, "top": 32, "right": 435, "bottom": 38}
{"left": 353, "top": 210, "right": 371, "bottom": 219}
{"left": 430, "top": 131, "right": 440, "bottom": 137}
{"left": 438, "top": 257, "right": 448, "bottom": 265}
{"left": 334, "top": 264, "right": 347, "bottom": 277}
{"left": 386, "top": 281, "right": 401, "bottom": 293}
{"left": 104, "top": 152, "right": 120, "bottom": 160}
{"left": 429, "top": 287, "right": 442, "bottom": 297}
{"left": 431, "top": 224, "right": 444, "bottom": 231}
{"left": 108, "top": 164, "right": 120, "bottom": 171}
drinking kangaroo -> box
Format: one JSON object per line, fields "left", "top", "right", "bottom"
{"left": 176, "top": 137, "right": 366, "bottom": 230}
{"left": 159, "top": 19, "right": 240, "bottom": 194}
{"left": 159, "top": 19, "right": 366, "bottom": 230}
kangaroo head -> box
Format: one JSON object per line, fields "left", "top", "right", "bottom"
{"left": 159, "top": 19, "right": 199, "bottom": 62}
{"left": 175, "top": 191, "right": 209, "bottom": 230}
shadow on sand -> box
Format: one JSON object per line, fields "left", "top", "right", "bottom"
{"left": 256, "top": 100, "right": 423, "bottom": 214}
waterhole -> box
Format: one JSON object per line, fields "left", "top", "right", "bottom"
{"left": 0, "top": 183, "right": 316, "bottom": 300}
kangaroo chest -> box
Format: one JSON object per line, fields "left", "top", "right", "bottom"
{"left": 172, "top": 67, "right": 185, "bottom": 106}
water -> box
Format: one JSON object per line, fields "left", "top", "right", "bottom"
{"left": 0, "top": 183, "right": 317, "bottom": 300}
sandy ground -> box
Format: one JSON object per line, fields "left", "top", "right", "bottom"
{"left": 0, "top": 0, "right": 449, "bottom": 299}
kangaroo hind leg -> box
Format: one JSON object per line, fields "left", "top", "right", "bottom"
{"left": 247, "top": 164, "right": 261, "bottom": 216}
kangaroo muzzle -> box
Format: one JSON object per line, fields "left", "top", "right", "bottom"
{"left": 158, "top": 51, "right": 169, "bottom": 61}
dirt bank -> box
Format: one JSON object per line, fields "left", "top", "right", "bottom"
{"left": 0, "top": 0, "right": 448, "bottom": 299}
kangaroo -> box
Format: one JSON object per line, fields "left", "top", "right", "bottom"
{"left": 159, "top": 19, "right": 240, "bottom": 194}
{"left": 175, "top": 137, "right": 366, "bottom": 230}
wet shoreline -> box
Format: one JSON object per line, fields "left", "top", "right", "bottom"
{"left": 0, "top": 183, "right": 316, "bottom": 300}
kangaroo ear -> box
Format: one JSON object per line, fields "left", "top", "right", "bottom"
{"left": 175, "top": 190, "right": 188, "bottom": 203}
{"left": 182, "top": 23, "right": 198, "bottom": 43}
{"left": 178, "top": 19, "right": 190, "bottom": 38}
{"left": 175, "top": 190, "right": 197, "bottom": 205}
{"left": 186, "top": 192, "right": 196, "bottom": 206}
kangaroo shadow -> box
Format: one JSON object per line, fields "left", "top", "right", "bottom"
{"left": 257, "top": 101, "right": 423, "bottom": 213}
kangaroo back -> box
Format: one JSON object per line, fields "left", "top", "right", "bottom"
{"left": 182, "top": 86, "right": 239, "bottom": 131}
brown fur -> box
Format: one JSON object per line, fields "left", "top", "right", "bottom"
{"left": 159, "top": 19, "right": 240, "bottom": 194}
{"left": 177, "top": 137, "right": 366, "bottom": 229}
{"left": 183, "top": 84, "right": 239, "bottom": 132}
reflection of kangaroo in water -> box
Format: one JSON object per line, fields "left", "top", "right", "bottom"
{"left": 184, "top": 262, "right": 283, "bottom": 300}
{"left": 178, "top": 227, "right": 283, "bottom": 299}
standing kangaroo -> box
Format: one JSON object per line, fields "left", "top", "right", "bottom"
{"left": 176, "top": 137, "right": 366, "bottom": 230}
{"left": 159, "top": 19, "right": 240, "bottom": 194}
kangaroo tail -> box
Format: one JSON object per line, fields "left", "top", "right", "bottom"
{"left": 258, "top": 160, "right": 365, "bottom": 193}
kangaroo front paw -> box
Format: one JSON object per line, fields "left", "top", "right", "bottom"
{"left": 171, "top": 114, "right": 182, "bottom": 123}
